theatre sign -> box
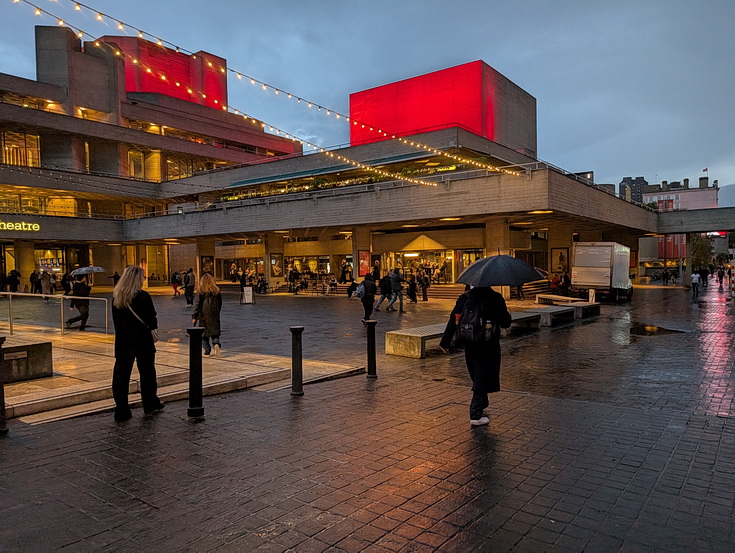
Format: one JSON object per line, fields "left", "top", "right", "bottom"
{"left": 0, "top": 220, "right": 41, "bottom": 231}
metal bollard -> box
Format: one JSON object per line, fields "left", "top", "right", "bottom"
{"left": 365, "top": 320, "right": 378, "bottom": 379}
{"left": 0, "top": 336, "right": 7, "bottom": 434}
{"left": 186, "top": 327, "right": 205, "bottom": 418}
{"left": 290, "top": 326, "right": 304, "bottom": 396}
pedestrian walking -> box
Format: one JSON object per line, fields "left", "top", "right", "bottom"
{"left": 65, "top": 275, "right": 91, "bottom": 330}
{"left": 372, "top": 260, "right": 381, "bottom": 281}
{"left": 183, "top": 268, "right": 196, "bottom": 307}
{"left": 407, "top": 273, "right": 418, "bottom": 303}
{"left": 111, "top": 265, "right": 164, "bottom": 422}
{"left": 107, "top": 271, "right": 121, "bottom": 286}
{"left": 374, "top": 273, "right": 393, "bottom": 311}
{"left": 192, "top": 273, "right": 223, "bottom": 357}
{"left": 40, "top": 270, "right": 54, "bottom": 302}
{"left": 385, "top": 268, "right": 405, "bottom": 313}
{"left": 439, "top": 286, "right": 512, "bottom": 426}
{"left": 30, "top": 270, "right": 40, "bottom": 294}
{"left": 690, "top": 271, "right": 700, "bottom": 299}
{"left": 170, "top": 271, "right": 182, "bottom": 296}
{"left": 419, "top": 270, "right": 430, "bottom": 301}
{"left": 359, "top": 273, "right": 377, "bottom": 323}
{"left": 7, "top": 269, "right": 20, "bottom": 293}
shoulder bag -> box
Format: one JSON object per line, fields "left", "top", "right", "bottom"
{"left": 129, "top": 305, "right": 159, "bottom": 343}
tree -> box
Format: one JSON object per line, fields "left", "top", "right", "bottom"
{"left": 689, "top": 234, "right": 713, "bottom": 270}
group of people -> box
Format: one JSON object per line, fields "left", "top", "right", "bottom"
{"left": 352, "top": 267, "right": 432, "bottom": 323}
{"left": 170, "top": 268, "right": 197, "bottom": 305}
{"left": 690, "top": 265, "right": 732, "bottom": 299}
{"left": 113, "top": 266, "right": 223, "bottom": 422}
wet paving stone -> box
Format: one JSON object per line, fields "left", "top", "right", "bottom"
{"left": 0, "top": 283, "right": 733, "bottom": 551}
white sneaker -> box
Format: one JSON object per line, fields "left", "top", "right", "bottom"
{"left": 213, "top": 344, "right": 221, "bottom": 358}
{"left": 470, "top": 416, "right": 490, "bottom": 426}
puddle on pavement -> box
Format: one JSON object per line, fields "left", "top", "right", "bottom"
{"left": 629, "top": 324, "right": 686, "bottom": 336}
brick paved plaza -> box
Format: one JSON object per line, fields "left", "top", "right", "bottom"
{"left": 1, "top": 283, "right": 734, "bottom": 552}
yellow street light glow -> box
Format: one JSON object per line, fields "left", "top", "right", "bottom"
{"left": 440, "top": 217, "right": 460, "bottom": 221}
{"left": 528, "top": 210, "right": 553, "bottom": 214}
{"left": 404, "top": 253, "right": 420, "bottom": 257}
{"left": 401, "top": 224, "right": 419, "bottom": 228}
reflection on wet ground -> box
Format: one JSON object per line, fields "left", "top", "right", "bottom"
{"left": 629, "top": 323, "right": 687, "bottom": 335}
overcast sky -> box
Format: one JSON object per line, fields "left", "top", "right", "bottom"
{"left": 1, "top": 0, "right": 733, "bottom": 190}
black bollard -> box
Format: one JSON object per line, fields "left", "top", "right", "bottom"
{"left": 186, "top": 327, "right": 205, "bottom": 418}
{"left": 365, "top": 320, "right": 378, "bottom": 379}
{"left": 0, "top": 336, "right": 7, "bottom": 434}
{"left": 290, "top": 326, "right": 304, "bottom": 396}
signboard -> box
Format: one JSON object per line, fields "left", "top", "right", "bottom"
{"left": 0, "top": 220, "right": 40, "bottom": 231}
{"left": 240, "top": 285, "right": 254, "bottom": 305}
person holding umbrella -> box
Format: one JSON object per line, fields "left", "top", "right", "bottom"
{"left": 65, "top": 274, "right": 91, "bottom": 331}
{"left": 439, "top": 255, "right": 538, "bottom": 427}
{"left": 111, "top": 265, "right": 163, "bottom": 422}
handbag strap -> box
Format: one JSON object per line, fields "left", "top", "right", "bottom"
{"left": 128, "top": 305, "right": 150, "bottom": 330}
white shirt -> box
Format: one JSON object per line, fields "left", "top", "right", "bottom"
{"left": 691, "top": 274, "right": 700, "bottom": 285}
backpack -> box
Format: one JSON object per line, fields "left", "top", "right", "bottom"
{"left": 455, "top": 294, "right": 495, "bottom": 345}
{"left": 354, "top": 283, "right": 365, "bottom": 299}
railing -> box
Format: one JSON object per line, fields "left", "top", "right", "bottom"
{"left": 0, "top": 292, "right": 109, "bottom": 336}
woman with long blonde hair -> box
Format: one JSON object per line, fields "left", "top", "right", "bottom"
{"left": 192, "top": 272, "right": 223, "bottom": 357}
{"left": 111, "top": 265, "right": 163, "bottom": 422}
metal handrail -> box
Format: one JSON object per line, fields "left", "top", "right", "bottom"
{"left": 0, "top": 292, "right": 109, "bottom": 336}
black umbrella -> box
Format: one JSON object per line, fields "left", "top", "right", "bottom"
{"left": 456, "top": 255, "right": 545, "bottom": 287}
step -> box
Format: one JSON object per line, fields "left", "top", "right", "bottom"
{"left": 16, "top": 365, "right": 365, "bottom": 424}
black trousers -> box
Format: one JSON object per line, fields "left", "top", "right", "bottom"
{"left": 184, "top": 286, "right": 195, "bottom": 305}
{"left": 362, "top": 299, "right": 373, "bottom": 320}
{"left": 112, "top": 351, "right": 160, "bottom": 414}
{"left": 67, "top": 304, "right": 89, "bottom": 329}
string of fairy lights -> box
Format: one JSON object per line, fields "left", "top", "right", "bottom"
{"left": 8, "top": 0, "right": 522, "bottom": 186}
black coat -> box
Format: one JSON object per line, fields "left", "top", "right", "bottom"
{"left": 440, "top": 288, "right": 512, "bottom": 394}
{"left": 192, "top": 292, "right": 222, "bottom": 338}
{"left": 112, "top": 290, "right": 158, "bottom": 358}
{"left": 361, "top": 278, "right": 377, "bottom": 304}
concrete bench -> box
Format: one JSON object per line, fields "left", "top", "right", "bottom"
{"left": 385, "top": 323, "right": 446, "bottom": 359}
{"left": 535, "top": 294, "right": 588, "bottom": 305}
{"left": 569, "top": 301, "right": 601, "bottom": 319}
{"left": 525, "top": 306, "right": 576, "bottom": 327}
{"left": 0, "top": 337, "right": 53, "bottom": 383}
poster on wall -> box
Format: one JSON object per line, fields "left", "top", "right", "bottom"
{"left": 551, "top": 248, "right": 568, "bottom": 273}
{"left": 200, "top": 256, "right": 214, "bottom": 276}
{"left": 270, "top": 254, "right": 283, "bottom": 277}
{"left": 358, "top": 250, "right": 371, "bottom": 277}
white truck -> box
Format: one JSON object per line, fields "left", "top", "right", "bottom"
{"left": 570, "top": 242, "right": 633, "bottom": 301}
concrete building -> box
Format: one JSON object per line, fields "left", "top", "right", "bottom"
{"left": 0, "top": 26, "right": 733, "bottom": 294}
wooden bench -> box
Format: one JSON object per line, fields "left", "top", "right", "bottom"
{"left": 569, "top": 301, "right": 601, "bottom": 319}
{"left": 525, "top": 306, "right": 576, "bottom": 327}
{"left": 535, "top": 294, "right": 588, "bottom": 305}
{"left": 385, "top": 323, "right": 446, "bottom": 359}
{"left": 0, "top": 337, "right": 53, "bottom": 383}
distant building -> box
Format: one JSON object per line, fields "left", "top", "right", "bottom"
{"left": 619, "top": 176, "right": 648, "bottom": 203}
{"left": 642, "top": 177, "right": 718, "bottom": 211}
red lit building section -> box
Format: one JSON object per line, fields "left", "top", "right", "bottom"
{"left": 99, "top": 36, "right": 228, "bottom": 110}
{"left": 349, "top": 60, "right": 536, "bottom": 156}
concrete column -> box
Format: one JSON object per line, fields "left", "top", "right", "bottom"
{"left": 90, "top": 245, "right": 124, "bottom": 285}
{"left": 547, "top": 224, "right": 574, "bottom": 274}
{"left": 145, "top": 151, "right": 163, "bottom": 182}
{"left": 684, "top": 233, "right": 692, "bottom": 287}
{"left": 196, "top": 237, "right": 216, "bottom": 280}
{"left": 352, "top": 227, "right": 371, "bottom": 278}
{"left": 39, "top": 134, "right": 86, "bottom": 172}
{"left": 135, "top": 244, "right": 149, "bottom": 289}
{"left": 88, "top": 141, "right": 128, "bottom": 176}
{"left": 484, "top": 220, "right": 511, "bottom": 255}
{"left": 14, "top": 241, "right": 36, "bottom": 293}
{"left": 484, "top": 221, "right": 512, "bottom": 299}
{"left": 264, "top": 233, "right": 285, "bottom": 288}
